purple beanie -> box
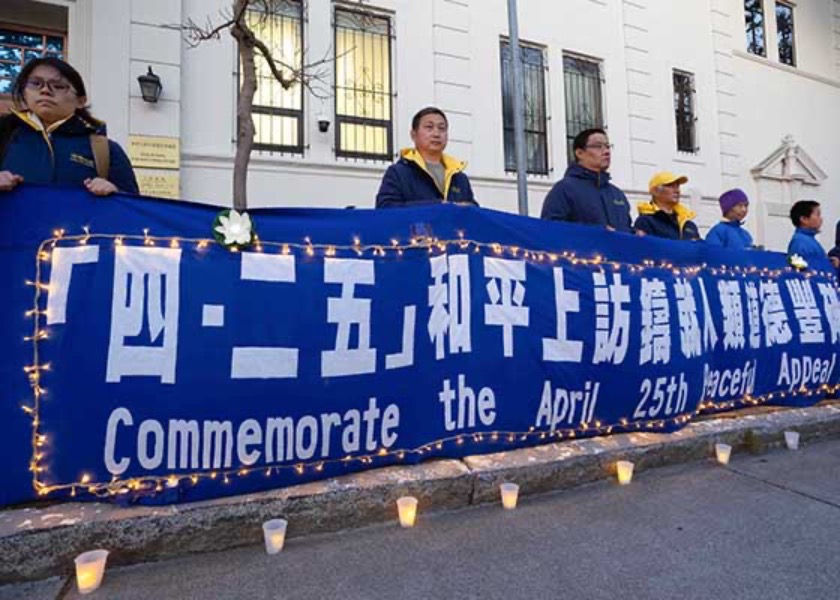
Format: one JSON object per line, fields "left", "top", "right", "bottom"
{"left": 719, "top": 188, "right": 749, "bottom": 215}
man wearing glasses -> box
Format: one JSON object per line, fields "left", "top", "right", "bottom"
{"left": 540, "top": 128, "right": 633, "bottom": 233}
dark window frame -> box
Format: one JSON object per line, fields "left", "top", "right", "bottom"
{"left": 562, "top": 52, "right": 605, "bottom": 166}
{"left": 333, "top": 5, "right": 394, "bottom": 162}
{"left": 0, "top": 23, "right": 67, "bottom": 97}
{"left": 775, "top": 1, "right": 796, "bottom": 67}
{"left": 241, "top": 0, "right": 306, "bottom": 155}
{"left": 673, "top": 69, "right": 698, "bottom": 154}
{"left": 744, "top": 0, "right": 767, "bottom": 57}
{"left": 500, "top": 38, "right": 550, "bottom": 176}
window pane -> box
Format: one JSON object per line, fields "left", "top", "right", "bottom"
{"left": 335, "top": 8, "right": 393, "bottom": 160}
{"left": 563, "top": 54, "right": 604, "bottom": 165}
{"left": 241, "top": 1, "right": 304, "bottom": 153}
{"left": 0, "top": 30, "right": 44, "bottom": 49}
{"left": 46, "top": 36, "right": 65, "bottom": 54}
{"left": 744, "top": 0, "right": 766, "bottom": 56}
{"left": 673, "top": 71, "right": 696, "bottom": 153}
{"left": 776, "top": 3, "right": 795, "bottom": 67}
{"left": 0, "top": 62, "right": 21, "bottom": 80}
{"left": 0, "top": 47, "right": 22, "bottom": 62}
{"left": 500, "top": 40, "right": 549, "bottom": 175}
{"left": 0, "top": 79, "right": 12, "bottom": 94}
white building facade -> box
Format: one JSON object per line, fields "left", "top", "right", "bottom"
{"left": 2, "top": 0, "right": 839, "bottom": 252}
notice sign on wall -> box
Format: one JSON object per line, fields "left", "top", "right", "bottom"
{"left": 128, "top": 135, "right": 180, "bottom": 170}
{"left": 136, "top": 171, "right": 180, "bottom": 199}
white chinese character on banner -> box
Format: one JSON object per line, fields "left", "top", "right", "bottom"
{"left": 744, "top": 281, "right": 762, "bottom": 349}
{"left": 697, "top": 279, "right": 719, "bottom": 351}
{"left": 542, "top": 267, "right": 583, "bottom": 363}
{"left": 785, "top": 279, "right": 825, "bottom": 344}
{"left": 321, "top": 259, "right": 377, "bottom": 377}
{"left": 718, "top": 280, "right": 745, "bottom": 350}
{"left": 760, "top": 280, "right": 793, "bottom": 347}
{"left": 106, "top": 246, "right": 181, "bottom": 384}
{"left": 483, "top": 258, "right": 529, "bottom": 358}
{"left": 639, "top": 278, "right": 670, "bottom": 365}
{"left": 428, "top": 254, "right": 472, "bottom": 360}
{"left": 674, "top": 278, "right": 702, "bottom": 358}
{"left": 592, "top": 271, "right": 630, "bottom": 365}
{"left": 817, "top": 282, "right": 840, "bottom": 343}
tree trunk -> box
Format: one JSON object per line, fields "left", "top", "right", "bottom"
{"left": 231, "top": 0, "right": 256, "bottom": 211}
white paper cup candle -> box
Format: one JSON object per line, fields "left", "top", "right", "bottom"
{"left": 262, "top": 519, "right": 288, "bottom": 555}
{"left": 784, "top": 431, "right": 800, "bottom": 450}
{"left": 715, "top": 443, "right": 732, "bottom": 465}
{"left": 616, "top": 460, "right": 634, "bottom": 485}
{"left": 75, "top": 549, "right": 109, "bottom": 595}
{"left": 500, "top": 483, "right": 520, "bottom": 510}
{"left": 396, "top": 496, "right": 418, "bottom": 528}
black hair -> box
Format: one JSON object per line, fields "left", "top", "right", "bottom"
{"left": 11, "top": 57, "right": 96, "bottom": 122}
{"left": 572, "top": 128, "right": 607, "bottom": 161}
{"left": 790, "top": 200, "right": 820, "bottom": 228}
{"left": 411, "top": 107, "right": 448, "bottom": 131}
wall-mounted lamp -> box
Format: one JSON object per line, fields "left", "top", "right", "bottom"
{"left": 138, "top": 66, "right": 163, "bottom": 103}
{"left": 317, "top": 113, "right": 331, "bottom": 133}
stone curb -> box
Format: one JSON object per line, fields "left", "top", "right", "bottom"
{"left": 2, "top": 402, "right": 839, "bottom": 585}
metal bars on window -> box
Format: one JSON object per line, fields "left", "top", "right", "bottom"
{"left": 334, "top": 7, "right": 393, "bottom": 161}
{"left": 243, "top": 0, "right": 304, "bottom": 154}
{"left": 673, "top": 70, "right": 697, "bottom": 154}
{"left": 500, "top": 40, "right": 549, "bottom": 176}
{"left": 562, "top": 54, "right": 604, "bottom": 165}
{"left": 776, "top": 2, "right": 795, "bottom": 67}
{"left": 0, "top": 26, "right": 65, "bottom": 95}
{"left": 744, "top": 0, "right": 766, "bottom": 57}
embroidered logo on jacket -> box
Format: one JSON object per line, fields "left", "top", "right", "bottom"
{"left": 70, "top": 153, "right": 95, "bottom": 168}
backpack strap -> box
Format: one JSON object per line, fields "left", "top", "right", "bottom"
{"left": 89, "top": 134, "right": 110, "bottom": 179}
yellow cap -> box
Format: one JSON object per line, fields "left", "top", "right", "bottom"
{"left": 649, "top": 171, "right": 688, "bottom": 193}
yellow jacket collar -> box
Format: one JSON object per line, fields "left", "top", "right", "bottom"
{"left": 11, "top": 108, "right": 74, "bottom": 134}
{"left": 400, "top": 147, "right": 467, "bottom": 176}
{"left": 637, "top": 200, "right": 697, "bottom": 230}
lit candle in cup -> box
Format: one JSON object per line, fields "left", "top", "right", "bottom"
{"left": 616, "top": 460, "right": 634, "bottom": 485}
{"left": 396, "top": 496, "right": 418, "bottom": 528}
{"left": 75, "top": 549, "right": 109, "bottom": 595}
{"left": 500, "top": 483, "right": 520, "bottom": 510}
{"left": 262, "top": 519, "right": 288, "bottom": 555}
{"left": 784, "top": 431, "right": 800, "bottom": 450}
{"left": 715, "top": 443, "right": 732, "bottom": 465}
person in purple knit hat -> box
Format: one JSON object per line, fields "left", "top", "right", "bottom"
{"left": 705, "top": 188, "right": 754, "bottom": 250}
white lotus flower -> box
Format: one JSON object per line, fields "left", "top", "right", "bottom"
{"left": 215, "top": 210, "right": 253, "bottom": 246}
{"left": 788, "top": 254, "right": 808, "bottom": 270}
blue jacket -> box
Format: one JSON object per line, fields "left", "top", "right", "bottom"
{"left": 0, "top": 109, "right": 138, "bottom": 193}
{"left": 788, "top": 228, "right": 826, "bottom": 263}
{"left": 376, "top": 148, "right": 476, "bottom": 208}
{"left": 540, "top": 163, "right": 633, "bottom": 233}
{"left": 828, "top": 221, "right": 840, "bottom": 277}
{"left": 705, "top": 220, "right": 753, "bottom": 249}
{"left": 634, "top": 201, "right": 701, "bottom": 241}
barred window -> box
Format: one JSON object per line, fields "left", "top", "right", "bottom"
{"left": 334, "top": 7, "right": 393, "bottom": 161}
{"left": 776, "top": 2, "right": 795, "bottom": 67}
{"left": 0, "top": 26, "right": 65, "bottom": 95}
{"left": 744, "top": 0, "right": 766, "bottom": 57}
{"left": 500, "top": 40, "right": 549, "bottom": 176}
{"left": 673, "top": 70, "right": 697, "bottom": 154}
{"left": 244, "top": 0, "right": 304, "bottom": 154}
{"left": 562, "top": 54, "right": 604, "bottom": 165}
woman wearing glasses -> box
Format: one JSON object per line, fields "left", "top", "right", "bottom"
{"left": 0, "top": 57, "right": 138, "bottom": 195}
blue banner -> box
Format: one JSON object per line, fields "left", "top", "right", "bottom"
{"left": 1, "top": 185, "right": 838, "bottom": 506}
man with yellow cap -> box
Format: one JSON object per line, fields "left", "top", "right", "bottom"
{"left": 634, "top": 172, "right": 701, "bottom": 241}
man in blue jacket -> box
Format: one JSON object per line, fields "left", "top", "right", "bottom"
{"left": 540, "top": 128, "right": 633, "bottom": 233}
{"left": 376, "top": 107, "right": 476, "bottom": 208}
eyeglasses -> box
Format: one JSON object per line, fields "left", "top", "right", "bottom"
{"left": 25, "top": 77, "right": 74, "bottom": 94}
{"left": 585, "top": 143, "right": 614, "bottom": 151}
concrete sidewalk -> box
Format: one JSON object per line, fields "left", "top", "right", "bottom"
{"left": 2, "top": 402, "right": 840, "bottom": 592}
{"left": 10, "top": 431, "right": 840, "bottom": 600}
